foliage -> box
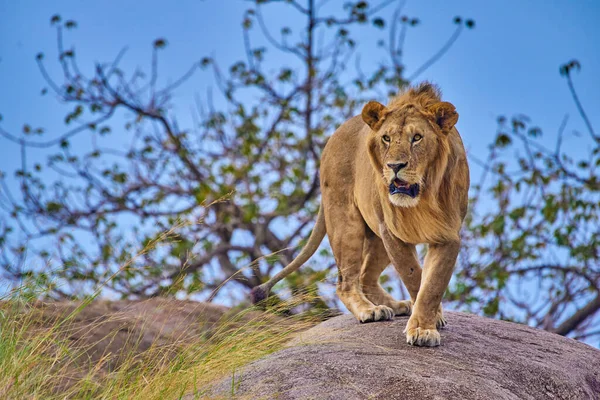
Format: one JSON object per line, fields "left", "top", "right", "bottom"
{"left": 0, "top": 0, "right": 472, "bottom": 301}
{"left": 0, "top": 285, "right": 323, "bottom": 399}
{"left": 2, "top": 1, "right": 598, "bottom": 343}
{"left": 451, "top": 61, "right": 600, "bottom": 343}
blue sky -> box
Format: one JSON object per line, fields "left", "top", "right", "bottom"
{"left": 1, "top": 1, "right": 599, "bottom": 182}
{"left": 1, "top": 0, "right": 599, "bottom": 172}
{"left": 0, "top": 1, "right": 599, "bottom": 305}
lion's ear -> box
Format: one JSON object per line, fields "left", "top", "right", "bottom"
{"left": 428, "top": 102, "right": 458, "bottom": 133}
{"left": 362, "top": 101, "right": 386, "bottom": 130}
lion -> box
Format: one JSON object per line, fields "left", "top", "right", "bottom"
{"left": 251, "top": 82, "right": 469, "bottom": 347}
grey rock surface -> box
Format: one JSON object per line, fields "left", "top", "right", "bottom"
{"left": 211, "top": 311, "right": 600, "bottom": 400}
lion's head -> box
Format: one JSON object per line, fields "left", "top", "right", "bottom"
{"left": 361, "top": 83, "right": 458, "bottom": 208}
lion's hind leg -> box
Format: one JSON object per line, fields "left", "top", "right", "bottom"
{"left": 360, "top": 229, "right": 411, "bottom": 316}
{"left": 327, "top": 207, "right": 393, "bottom": 323}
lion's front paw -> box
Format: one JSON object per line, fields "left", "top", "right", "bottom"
{"left": 405, "top": 327, "right": 440, "bottom": 347}
{"left": 404, "top": 314, "right": 441, "bottom": 346}
{"left": 357, "top": 305, "right": 394, "bottom": 323}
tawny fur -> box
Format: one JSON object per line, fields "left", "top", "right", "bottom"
{"left": 252, "top": 82, "right": 469, "bottom": 347}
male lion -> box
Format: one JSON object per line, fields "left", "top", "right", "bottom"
{"left": 251, "top": 82, "right": 469, "bottom": 347}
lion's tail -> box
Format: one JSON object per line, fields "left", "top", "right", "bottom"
{"left": 250, "top": 205, "right": 326, "bottom": 304}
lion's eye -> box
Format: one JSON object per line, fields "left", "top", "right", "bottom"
{"left": 382, "top": 135, "right": 391, "bottom": 143}
{"left": 412, "top": 133, "right": 423, "bottom": 143}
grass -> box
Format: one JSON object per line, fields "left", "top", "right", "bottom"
{"left": 0, "top": 207, "right": 330, "bottom": 398}
{"left": 0, "top": 212, "right": 327, "bottom": 399}
{"left": 0, "top": 290, "right": 324, "bottom": 399}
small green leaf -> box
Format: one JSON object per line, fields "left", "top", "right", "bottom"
{"left": 372, "top": 18, "right": 384, "bottom": 28}
{"left": 491, "top": 215, "right": 505, "bottom": 234}
{"left": 113, "top": 172, "right": 128, "bottom": 183}
{"left": 153, "top": 38, "right": 167, "bottom": 49}
{"left": 278, "top": 68, "right": 292, "bottom": 82}
{"left": 495, "top": 133, "right": 512, "bottom": 147}
{"left": 577, "top": 161, "right": 589, "bottom": 169}
{"left": 527, "top": 127, "right": 542, "bottom": 137}
{"left": 483, "top": 297, "right": 499, "bottom": 316}
{"left": 46, "top": 202, "right": 63, "bottom": 213}
{"left": 61, "top": 50, "right": 74, "bottom": 59}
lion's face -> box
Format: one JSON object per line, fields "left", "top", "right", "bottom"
{"left": 377, "top": 112, "right": 440, "bottom": 207}
{"left": 362, "top": 100, "right": 458, "bottom": 208}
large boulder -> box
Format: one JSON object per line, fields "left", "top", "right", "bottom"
{"left": 33, "top": 298, "right": 231, "bottom": 370}
{"left": 212, "top": 311, "right": 600, "bottom": 399}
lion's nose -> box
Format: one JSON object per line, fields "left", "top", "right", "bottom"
{"left": 387, "top": 162, "right": 407, "bottom": 173}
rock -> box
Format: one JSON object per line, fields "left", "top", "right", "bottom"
{"left": 33, "top": 298, "right": 231, "bottom": 370}
{"left": 24, "top": 298, "right": 266, "bottom": 392}
{"left": 211, "top": 312, "right": 600, "bottom": 400}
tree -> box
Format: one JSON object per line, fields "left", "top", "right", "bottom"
{"left": 3, "top": 0, "right": 597, "bottom": 345}
{"left": 452, "top": 60, "right": 600, "bottom": 343}
{"left": 0, "top": 1, "right": 474, "bottom": 304}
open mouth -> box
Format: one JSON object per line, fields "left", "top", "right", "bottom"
{"left": 389, "top": 178, "right": 420, "bottom": 198}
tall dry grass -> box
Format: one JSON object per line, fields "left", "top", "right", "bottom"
{"left": 0, "top": 287, "right": 324, "bottom": 399}
{"left": 0, "top": 212, "right": 327, "bottom": 399}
